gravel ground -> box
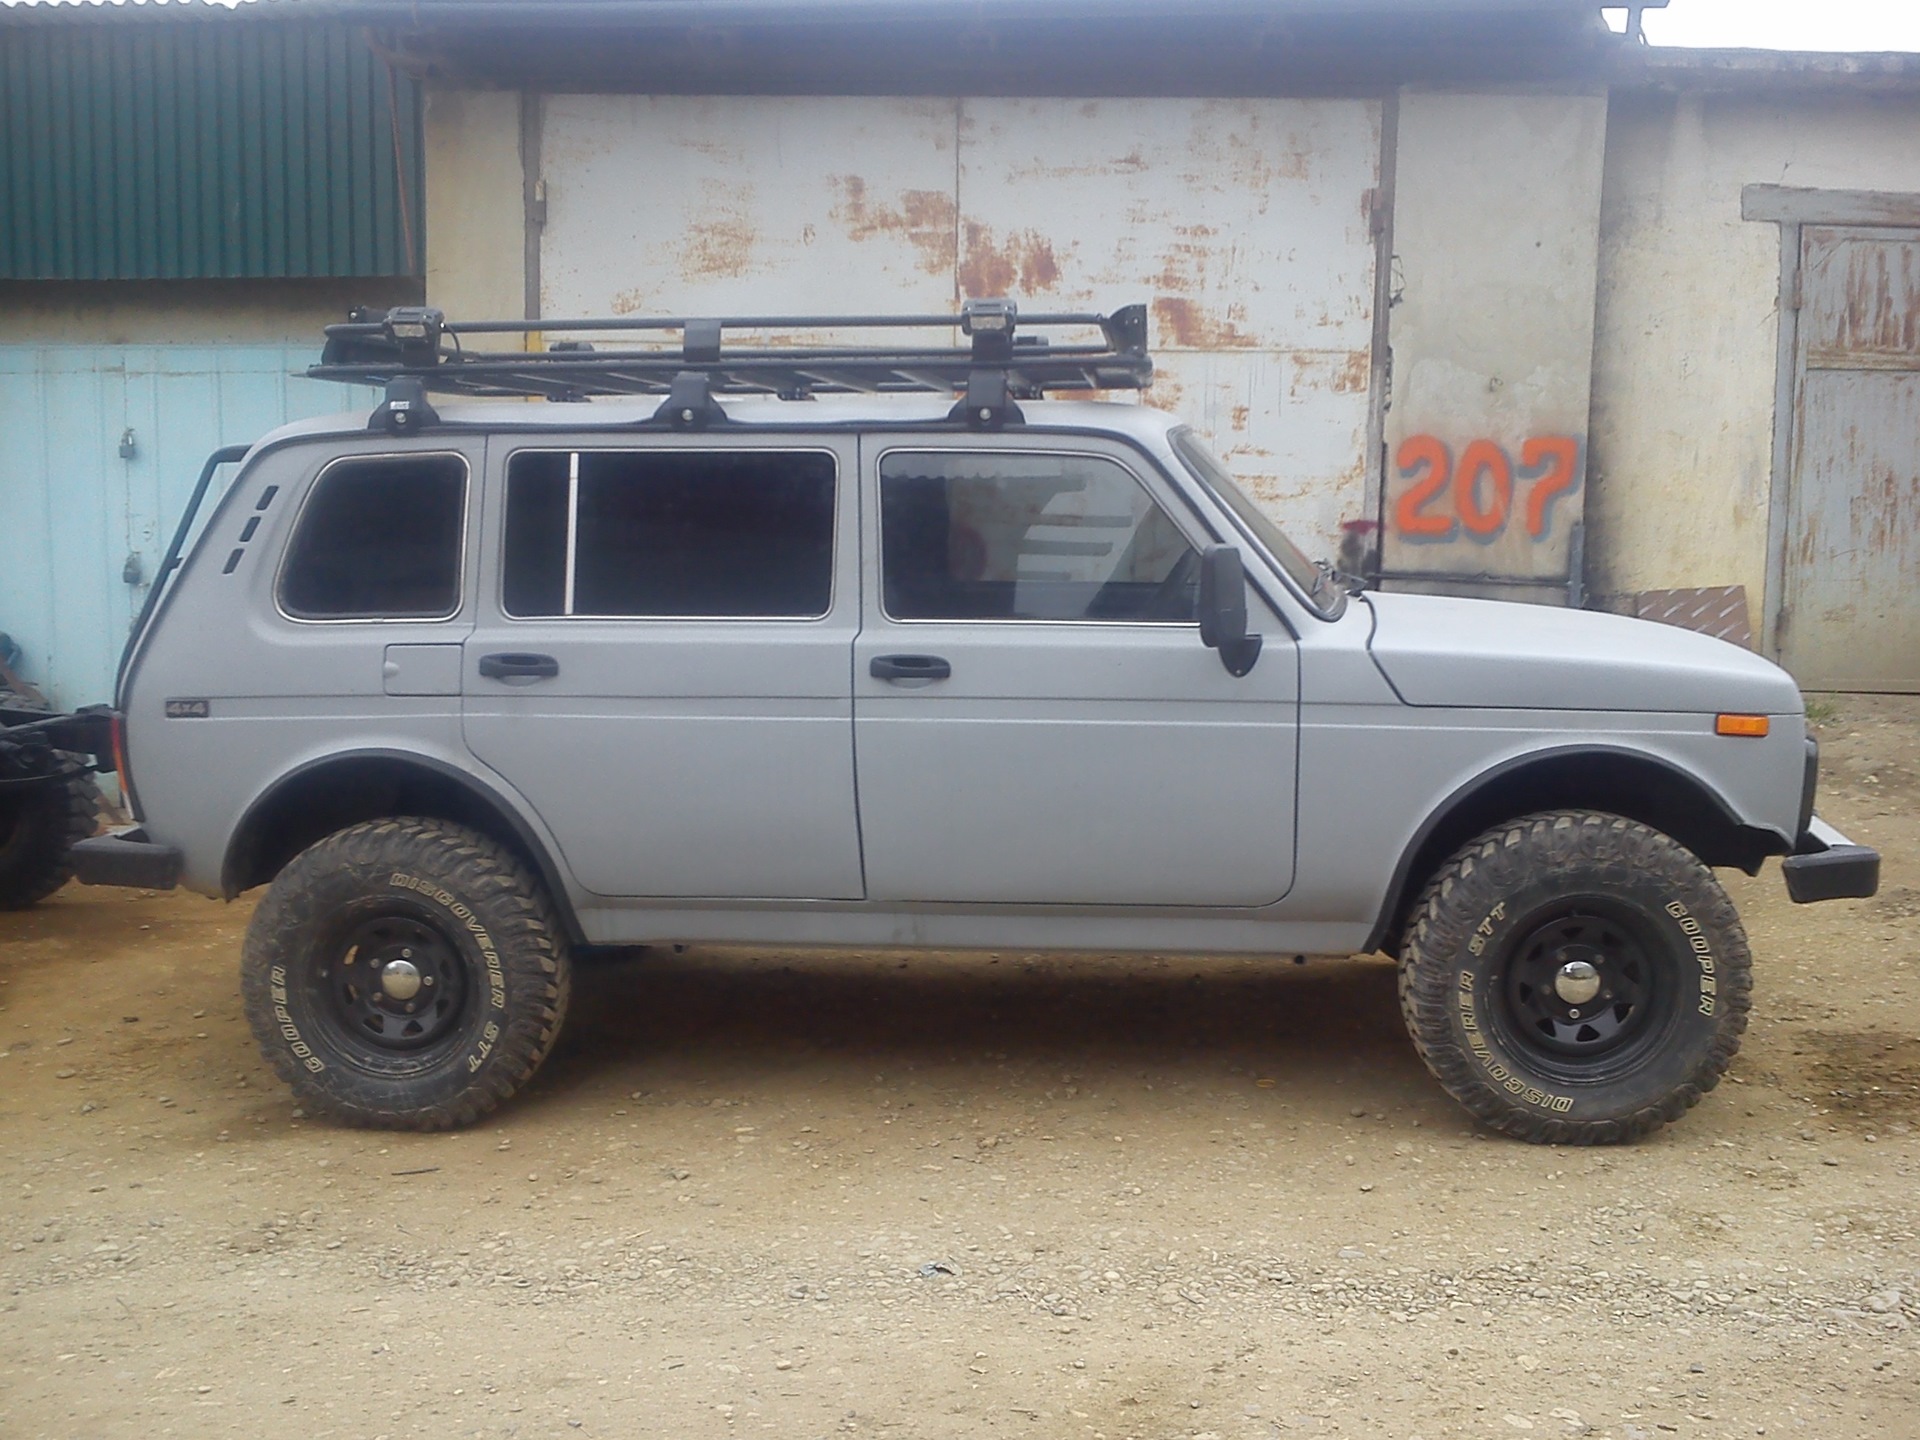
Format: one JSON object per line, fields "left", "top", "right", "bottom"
{"left": 1, "top": 698, "right": 1916, "bottom": 1439}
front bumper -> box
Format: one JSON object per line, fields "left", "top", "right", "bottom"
{"left": 71, "top": 826, "right": 181, "bottom": 890}
{"left": 1781, "top": 816, "right": 1880, "bottom": 904}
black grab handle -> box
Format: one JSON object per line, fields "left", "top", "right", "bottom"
{"left": 478, "top": 652, "right": 560, "bottom": 680}
{"left": 869, "top": 654, "right": 952, "bottom": 681}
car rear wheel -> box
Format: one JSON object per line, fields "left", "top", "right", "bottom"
{"left": 1399, "top": 809, "right": 1752, "bottom": 1144}
{"left": 241, "top": 817, "right": 571, "bottom": 1130}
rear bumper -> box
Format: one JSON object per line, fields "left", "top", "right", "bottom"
{"left": 1781, "top": 816, "right": 1880, "bottom": 904}
{"left": 71, "top": 826, "right": 181, "bottom": 891}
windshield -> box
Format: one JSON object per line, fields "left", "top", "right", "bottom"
{"left": 1169, "top": 427, "right": 1342, "bottom": 618}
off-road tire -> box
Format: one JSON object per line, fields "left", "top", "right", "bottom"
{"left": 1399, "top": 810, "right": 1752, "bottom": 1144}
{"left": 241, "top": 817, "right": 571, "bottom": 1130}
{"left": 0, "top": 767, "right": 99, "bottom": 910}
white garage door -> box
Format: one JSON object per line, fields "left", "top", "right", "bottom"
{"left": 539, "top": 94, "right": 1381, "bottom": 553}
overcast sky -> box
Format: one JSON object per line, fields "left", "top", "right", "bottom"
{"left": 1635, "top": 0, "right": 1920, "bottom": 50}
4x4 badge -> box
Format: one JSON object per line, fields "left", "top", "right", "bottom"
{"left": 164, "top": 699, "right": 211, "bottom": 719}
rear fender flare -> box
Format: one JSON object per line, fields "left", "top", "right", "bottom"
{"left": 220, "top": 748, "right": 585, "bottom": 945}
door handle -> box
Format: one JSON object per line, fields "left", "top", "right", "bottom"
{"left": 870, "top": 654, "right": 952, "bottom": 682}
{"left": 478, "top": 652, "right": 560, "bottom": 680}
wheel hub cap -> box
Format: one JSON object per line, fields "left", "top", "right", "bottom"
{"left": 380, "top": 958, "right": 423, "bottom": 1000}
{"left": 1553, "top": 957, "right": 1602, "bottom": 1006}
{"left": 321, "top": 914, "right": 468, "bottom": 1054}
{"left": 1503, "top": 912, "right": 1656, "bottom": 1060}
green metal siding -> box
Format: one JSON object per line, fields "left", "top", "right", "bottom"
{"left": 0, "top": 22, "right": 423, "bottom": 280}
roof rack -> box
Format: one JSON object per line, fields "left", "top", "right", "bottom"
{"left": 310, "top": 299, "right": 1151, "bottom": 432}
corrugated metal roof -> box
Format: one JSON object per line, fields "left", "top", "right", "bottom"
{"left": 340, "top": 0, "right": 1629, "bottom": 95}
{"left": 0, "top": 18, "right": 422, "bottom": 279}
{"left": 350, "top": 0, "right": 1612, "bottom": 11}
{"left": 0, "top": 1, "right": 266, "bottom": 11}
{"left": 0, "top": 0, "right": 1620, "bottom": 17}
{"left": 1616, "top": 45, "right": 1920, "bottom": 92}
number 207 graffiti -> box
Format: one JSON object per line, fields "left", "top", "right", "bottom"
{"left": 1392, "top": 435, "right": 1585, "bottom": 545}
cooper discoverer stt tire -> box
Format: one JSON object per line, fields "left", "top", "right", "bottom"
{"left": 241, "top": 817, "right": 572, "bottom": 1130}
{"left": 0, "top": 767, "right": 99, "bottom": 910}
{"left": 1399, "top": 810, "right": 1752, "bottom": 1144}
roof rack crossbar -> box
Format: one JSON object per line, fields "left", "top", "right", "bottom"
{"left": 311, "top": 301, "right": 1152, "bottom": 408}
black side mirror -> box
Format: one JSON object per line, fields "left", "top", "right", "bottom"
{"left": 1197, "top": 544, "right": 1263, "bottom": 678}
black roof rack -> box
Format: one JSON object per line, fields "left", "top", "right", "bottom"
{"left": 311, "top": 299, "right": 1151, "bottom": 432}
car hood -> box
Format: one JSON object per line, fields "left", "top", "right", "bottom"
{"left": 1362, "top": 591, "right": 1803, "bottom": 713}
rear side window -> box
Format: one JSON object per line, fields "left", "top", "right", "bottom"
{"left": 279, "top": 455, "right": 467, "bottom": 620}
{"left": 503, "top": 449, "right": 836, "bottom": 619}
{"left": 880, "top": 451, "right": 1197, "bottom": 622}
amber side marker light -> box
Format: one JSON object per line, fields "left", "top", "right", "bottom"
{"left": 1715, "top": 714, "right": 1770, "bottom": 738}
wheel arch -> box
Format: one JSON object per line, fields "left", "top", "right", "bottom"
{"left": 1365, "top": 744, "right": 1788, "bottom": 957}
{"left": 221, "top": 750, "right": 585, "bottom": 945}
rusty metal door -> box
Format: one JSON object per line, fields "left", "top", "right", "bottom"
{"left": 536, "top": 94, "right": 1382, "bottom": 561}
{"left": 1779, "top": 226, "right": 1920, "bottom": 692}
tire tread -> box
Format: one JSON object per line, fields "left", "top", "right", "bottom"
{"left": 1398, "top": 809, "right": 1753, "bottom": 1145}
{"left": 240, "top": 817, "right": 571, "bottom": 1131}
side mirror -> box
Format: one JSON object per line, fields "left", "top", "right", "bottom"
{"left": 1197, "top": 544, "right": 1263, "bottom": 678}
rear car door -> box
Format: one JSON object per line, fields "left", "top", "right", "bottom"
{"left": 852, "top": 435, "right": 1299, "bottom": 906}
{"left": 462, "top": 435, "right": 864, "bottom": 900}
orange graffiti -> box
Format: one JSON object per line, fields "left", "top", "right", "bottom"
{"left": 1520, "top": 436, "right": 1581, "bottom": 539}
{"left": 1454, "top": 440, "right": 1513, "bottom": 537}
{"left": 1391, "top": 434, "right": 1585, "bottom": 544}
{"left": 1393, "top": 435, "right": 1454, "bottom": 539}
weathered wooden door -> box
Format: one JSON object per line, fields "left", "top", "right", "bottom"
{"left": 1780, "top": 226, "right": 1920, "bottom": 692}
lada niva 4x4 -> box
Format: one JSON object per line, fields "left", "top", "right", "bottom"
{"left": 72, "top": 302, "right": 1879, "bottom": 1143}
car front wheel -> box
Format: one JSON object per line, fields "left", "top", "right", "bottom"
{"left": 1399, "top": 810, "right": 1752, "bottom": 1144}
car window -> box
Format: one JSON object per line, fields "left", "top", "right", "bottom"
{"left": 279, "top": 454, "right": 467, "bottom": 620}
{"left": 503, "top": 450, "right": 836, "bottom": 619}
{"left": 879, "top": 451, "right": 1197, "bottom": 623}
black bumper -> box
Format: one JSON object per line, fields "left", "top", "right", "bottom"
{"left": 71, "top": 827, "right": 181, "bottom": 890}
{"left": 1781, "top": 817, "right": 1880, "bottom": 905}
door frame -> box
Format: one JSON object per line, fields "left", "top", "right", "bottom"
{"left": 1744, "top": 184, "right": 1920, "bottom": 666}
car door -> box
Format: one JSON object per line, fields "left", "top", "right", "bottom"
{"left": 852, "top": 435, "right": 1299, "bottom": 907}
{"left": 462, "top": 434, "right": 864, "bottom": 900}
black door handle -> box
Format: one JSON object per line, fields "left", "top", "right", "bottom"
{"left": 478, "top": 652, "right": 560, "bottom": 680}
{"left": 870, "top": 654, "right": 952, "bottom": 681}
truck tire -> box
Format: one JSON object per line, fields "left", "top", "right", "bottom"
{"left": 241, "top": 817, "right": 571, "bottom": 1130}
{"left": 1399, "top": 810, "right": 1752, "bottom": 1144}
{"left": 0, "top": 768, "right": 98, "bottom": 910}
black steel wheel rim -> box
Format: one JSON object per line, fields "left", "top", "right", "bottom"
{"left": 1492, "top": 902, "right": 1674, "bottom": 1074}
{"left": 315, "top": 909, "right": 472, "bottom": 1058}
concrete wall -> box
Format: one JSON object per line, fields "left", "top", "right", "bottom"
{"left": 0, "top": 279, "right": 419, "bottom": 345}
{"left": 1587, "top": 89, "right": 1920, "bottom": 617}
{"left": 1380, "top": 89, "right": 1610, "bottom": 602}
{"left": 423, "top": 88, "right": 526, "bottom": 321}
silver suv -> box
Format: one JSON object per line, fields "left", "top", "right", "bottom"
{"left": 73, "top": 302, "right": 1878, "bottom": 1142}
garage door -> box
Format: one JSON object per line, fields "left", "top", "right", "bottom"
{"left": 1779, "top": 225, "right": 1920, "bottom": 692}
{"left": 538, "top": 95, "right": 1382, "bottom": 555}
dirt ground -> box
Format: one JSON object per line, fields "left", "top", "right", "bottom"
{"left": 3, "top": 701, "right": 1917, "bottom": 1440}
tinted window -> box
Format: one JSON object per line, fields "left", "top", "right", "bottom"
{"left": 880, "top": 452, "right": 1197, "bottom": 622}
{"left": 280, "top": 455, "right": 466, "bottom": 619}
{"left": 504, "top": 450, "right": 836, "bottom": 619}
